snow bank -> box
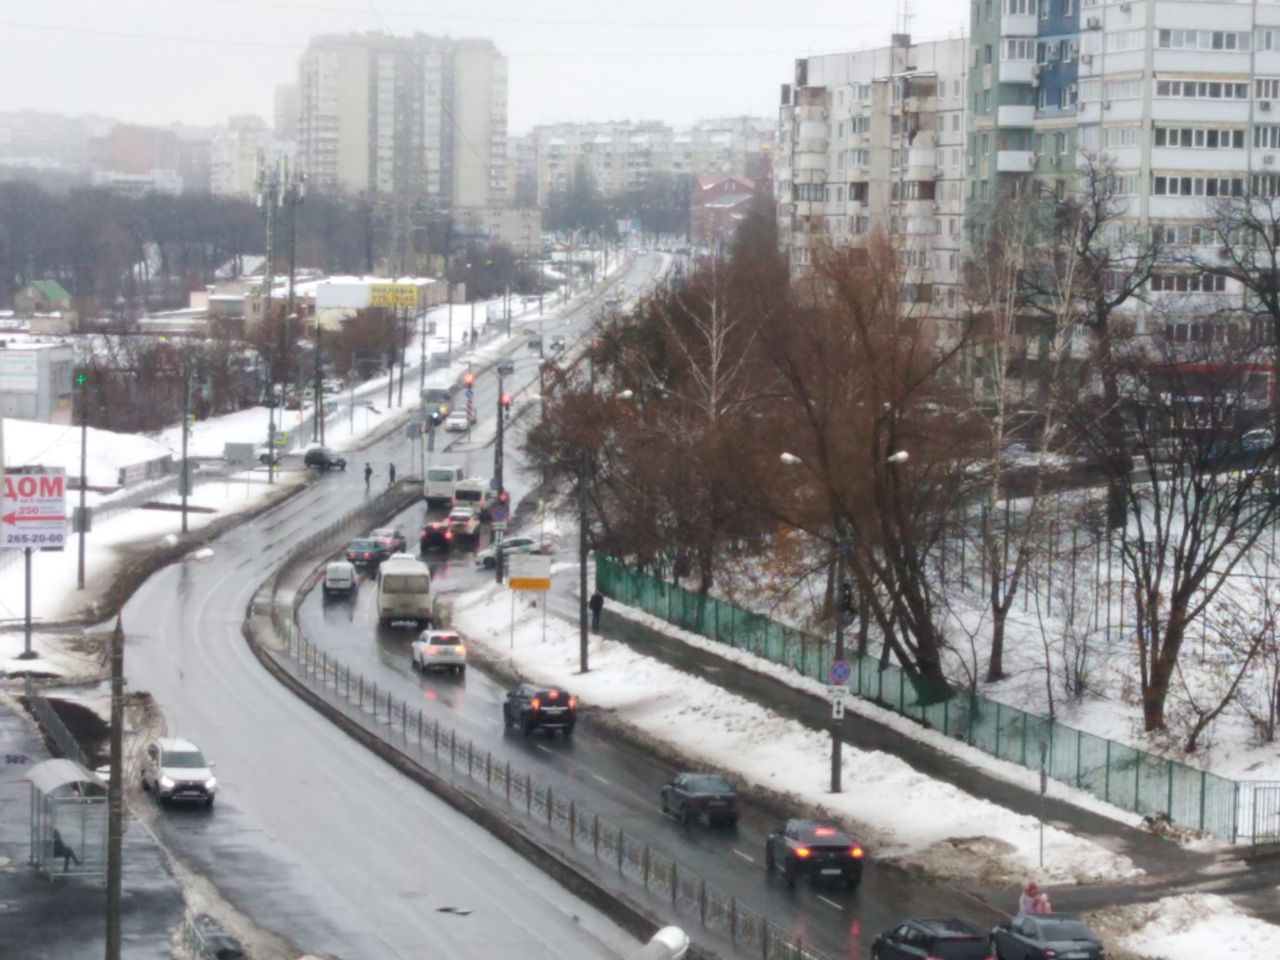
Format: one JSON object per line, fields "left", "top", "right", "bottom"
{"left": 1090, "top": 893, "right": 1280, "bottom": 960}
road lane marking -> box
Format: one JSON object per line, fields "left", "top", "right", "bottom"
{"left": 591, "top": 773, "right": 610, "bottom": 785}
{"left": 732, "top": 849, "right": 755, "bottom": 864}
{"left": 817, "top": 895, "right": 843, "bottom": 911}
{"left": 535, "top": 744, "right": 554, "bottom": 755}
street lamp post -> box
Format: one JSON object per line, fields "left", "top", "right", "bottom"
{"left": 782, "top": 449, "right": 908, "bottom": 793}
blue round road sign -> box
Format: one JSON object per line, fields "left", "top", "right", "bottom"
{"left": 829, "top": 659, "right": 852, "bottom": 685}
{"left": 492, "top": 504, "right": 510, "bottom": 522}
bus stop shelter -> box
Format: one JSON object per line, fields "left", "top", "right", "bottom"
{"left": 26, "top": 758, "right": 107, "bottom": 880}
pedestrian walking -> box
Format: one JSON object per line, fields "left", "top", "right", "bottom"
{"left": 589, "top": 589, "right": 604, "bottom": 632}
{"left": 389, "top": 463, "right": 396, "bottom": 485}
{"left": 364, "top": 463, "right": 373, "bottom": 489}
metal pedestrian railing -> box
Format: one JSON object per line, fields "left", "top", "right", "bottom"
{"left": 273, "top": 626, "right": 827, "bottom": 960}
{"left": 27, "top": 695, "right": 94, "bottom": 772}
{"left": 597, "top": 557, "right": 1280, "bottom": 846}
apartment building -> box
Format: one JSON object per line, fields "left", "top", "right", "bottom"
{"left": 527, "top": 118, "right": 773, "bottom": 206}
{"left": 296, "top": 33, "right": 508, "bottom": 210}
{"left": 775, "top": 33, "right": 971, "bottom": 320}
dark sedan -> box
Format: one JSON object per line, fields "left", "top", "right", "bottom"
{"left": 344, "top": 538, "right": 381, "bottom": 566}
{"left": 370, "top": 527, "right": 407, "bottom": 557}
{"left": 872, "top": 918, "right": 992, "bottom": 960}
{"left": 765, "top": 819, "right": 864, "bottom": 889}
{"left": 502, "top": 683, "right": 576, "bottom": 737}
{"left": 419, "top": 520, "right": 453, "bottom": 552}
{"left": 660, "top": 772, "right": 739, "bottom": 827}
{"left": 991, "top": 914, "right": 1106, "bottom": 960}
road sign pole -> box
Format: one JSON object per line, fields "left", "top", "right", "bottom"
{"left": 831, "top": 535, "right": 846, "bottom": 794}
{"left": 22, "top": 547, "right": 34, "bottom": 665}
{"left": 77, "top": 377, "right": 88, "bottom": 590}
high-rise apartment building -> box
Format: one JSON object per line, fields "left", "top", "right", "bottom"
{"left": 775, "top": 33, "right": 971, "bottom": 316}
{"left": 296, "top": 33, "right": 507, "bottom": 210}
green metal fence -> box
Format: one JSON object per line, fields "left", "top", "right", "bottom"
{"left": 598, "top": 557, "right": 1245, "bottom": 843}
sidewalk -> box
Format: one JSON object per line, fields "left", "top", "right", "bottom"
{"left": 0, "top": 697, "right": 184, "bottom": 959}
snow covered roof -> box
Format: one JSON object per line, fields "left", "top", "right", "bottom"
{"left": 3, "top": 418, "right": 173, "bottom": 487}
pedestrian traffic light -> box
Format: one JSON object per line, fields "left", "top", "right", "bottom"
{"left": 497, "top": 490, "right": 509, "bottom": 506}
{"left": 500, "top": 392, "right": 512, "bottom": 408}
{"left": 463, "top": 371, "right": 475, "bottom": 387}
{"left": 74, "top": 371, "right": 87, "bottom": 387}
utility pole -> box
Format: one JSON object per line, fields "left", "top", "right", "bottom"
{"left": 494, "top": 370, "right": 507, "bottom": 584}
{"left": 258, "top": 156, "right": 278, "bottom": 485}
{"left": 104, "top": 616, "right": 125, "bottom": 960}
{"left": 180, "top": 361, "right": 191, "bottom": 534}
{"left": 76, "top": 371, "right": 88, "bottom": 590}
{"left": 284, "top": 160, "right": 304, "bottom": 413}
{"left": 313, "top": 318, "right": 323, "bottom": 443}
{"left": 578, "top": 467, "right": 590, "bottom": 673}
{"left": 831, "top": 527, "right": 848, "bottom": 793}
{"left": 397, "top": 306, "right": 408, "bottom": 407}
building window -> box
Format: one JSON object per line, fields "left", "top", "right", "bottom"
{"left": 1155, "top": 127, "right": 1245, "bottom": 149}
{"left": 1152, "top": 174, "right": 1245, "bottom": 197}
{"left": 1154, "top": 79, "right": 1249, "bottom": 100}
{"left": 1157, "top": 29, "right": 1251, "bottom": 51}
{"left": 1060, "top": 84, "right": 1078, "bottom": 109}
{"left": 1257, "top": 78, "right": 1280, "bottom": 100}
{"left": 1063, "top": 0, "right": 1074, "bottom": 14}
{"left": 1039, "top": 0, "right": 1048, "bottom": 19}
{"left": 1151, "top": 273, "right": 1227, "bottom": 293}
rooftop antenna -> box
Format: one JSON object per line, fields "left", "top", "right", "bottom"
{"left": 898, "top": 0, "right": 915, "bottom": 35}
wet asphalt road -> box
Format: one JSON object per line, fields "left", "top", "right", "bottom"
{"left": 103, "top": 261, "right": 659, "bottom": 960}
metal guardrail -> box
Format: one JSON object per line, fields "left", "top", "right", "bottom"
{"left": 269, "top": 614, "right": 827, "bottom": 960}
{"left": 28, "top": 694, "right": 93, "bottom": 771}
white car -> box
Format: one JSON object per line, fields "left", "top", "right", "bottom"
{"left": 474, "top": 536, "right": 540, "bottom": 569}
{"left": 322, "top": 560, "right": 357, "bottom": 597}
{"left": 444, "top": 410, "right": 472, "bottom": 432}
{"left": 411, "top": 629, "right": 467, "bottom": 675}
{"left": 140, "top": 737, "right": 217, "bottom": 808}
{"left": 449, "top": 507, "right": 479, "bottom": 539}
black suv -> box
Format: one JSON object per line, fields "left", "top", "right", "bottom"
{"left": 765, "top": 819, "right": 865, "bottom": 889}
{"left": 502, "top": 683, "right": 576, "bottom": 737}
{"left": 304, "top": 447, "right": 347, "bottom": 471}
{"left": 872, "top": 919, "right": 992, "bottom": 960}
{"left": 419, "top": 519, "right": 453, "bottom": 552}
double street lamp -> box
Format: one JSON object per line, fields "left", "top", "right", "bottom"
{"left": 781, "top": 449, "right": 908, "bottom": 793}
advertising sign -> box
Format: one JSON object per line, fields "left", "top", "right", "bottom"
{"left": 2, "top": 466, "right": 67, "bottom": 550}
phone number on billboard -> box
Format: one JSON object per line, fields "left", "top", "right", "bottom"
{"left": 3, "top": 533, "right": 66, "bottom": 546}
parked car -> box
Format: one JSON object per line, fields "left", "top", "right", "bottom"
{"left": 322, "top": 378, "right": 344, "bottom": 395}
{"left": 256, "top": 444, "right": 281, "bottom": 466}
{"left": 370, "top": 527, "right": 407, "bottom": 557}
{"left": 321, "top": 560, "right": 357, "bottom": 597}
{"left": 549, "top": 335, "right": 566, "bottom": 351}
{"left": 990, "top": 914, "right": 1106, "bottom": 960}
{"left": 411, "top": 629, "right": 467, "bottom": 675}
{"left": 871, "top": 918, "right": 991, "bottom": 960}
{"left": 502, "top": 683, "right": 576, "bottom": 737}
{"left": 660, "top": 772, "right": 739, "bottom": 827}
{"left": 448, "top": 507, "right": 479, "bottom": 540}
{"left": 473, "top": 536, "right": 540, "bottom": 569}
{"left": 419, "top": 519, "right": 454, "bottom": 552}
{"left": 765, "top": 819, "right": 864, "bottom": 889}
{"left": 344, "top": 538, "right": 381, "bottom": 566}
{"left": 444, "top": 410, "right": 472, "bottom": 433}
{"left": 140, "top": 737, "right": 217, "bottom": 808}
{"left": 304, "top": 446, "right": 347, "bottom": 471}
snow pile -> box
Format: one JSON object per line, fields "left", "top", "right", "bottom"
{"left": 1089, "top": 893, "right": 1280, "bottom": 960}
{"left": 449, "top": 583, "right": 1141, "bottom": 886}
{"left": 3, "top": 417, "right": 172, "bottom": 488}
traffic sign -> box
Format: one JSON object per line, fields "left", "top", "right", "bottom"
{"left": 508, "top": 553, "right": 551, "bottom": 591}
{"left": 3, "top": 466, "right": 67, "bottom": 551}
{"left": 492, "top": 520, "right": 507, "bottom": 533}
{"left": 465, "top": 387, "right": 475, "bottom": 400}
{"left": 829, "top": 659, "right": 852, "bottom": 685}
{"left": 492, "top": 503, "right": 510, "bottom": 523}
{"left": 832, "top": 699, "right": 845, "bottom": 720}
{"left": 489, "top": 477, "right": 499, "bottom": 492}
{"left": 827, "top": 686, "right": 849, "bottom": 701}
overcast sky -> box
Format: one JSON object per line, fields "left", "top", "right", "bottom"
{"left": 1, "top": 0, "right": 968, "bottom": 133}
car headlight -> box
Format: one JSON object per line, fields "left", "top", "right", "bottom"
{"left": 204, "top": 778, "right": 217, "bottom": 790}
{"left": 158, "top": 776, "right": 175, "bottom": 789}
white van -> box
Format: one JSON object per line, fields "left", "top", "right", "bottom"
{"left": 453, "top": 477, "right": 491, "bottom": 517}
{"left": 376, "top": 554, "right": 436, "bottom": 628}
{"left": 424, "top": 464, "right": 464, "bottom": 509}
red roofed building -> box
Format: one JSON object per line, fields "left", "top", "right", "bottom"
{"left": 690, "top": 174, "right": 761, "bottom": 247}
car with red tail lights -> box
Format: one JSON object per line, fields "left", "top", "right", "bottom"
{"left": 502, "top": 683, "right": 576, "bottom": 737}
{"left": 765, "top": 819, "right": 864, "bottom": 889}
{"left": 411, "top": 629, "right": 467, "bottom": 675}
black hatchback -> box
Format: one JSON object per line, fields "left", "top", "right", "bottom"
{"left": 872, "top": 918, "right": 992, "bottom": 960}
{"left": 660, "top": 772, "right": 739, "bottom": 827}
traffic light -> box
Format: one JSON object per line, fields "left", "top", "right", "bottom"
{"left": 501, "top": 392, "right": 512, "bottom": 420}
{"left": 74, "top": 371, "right": 87, "bottom": 387}
{"left": 497, "top": 490, "right": 509, "bottom": 507}
{"left": 463, "top": 371, "right": 475, "bottom": 387}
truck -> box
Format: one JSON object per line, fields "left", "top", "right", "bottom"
{"left": 452, "top": 477, "right": 492, "bottom": 520}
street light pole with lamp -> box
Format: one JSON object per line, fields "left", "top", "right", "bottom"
{"left": 781, "top": 449, "right": 908, "bottom": 793}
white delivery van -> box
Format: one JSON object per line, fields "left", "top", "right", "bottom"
{"left": 452, "top": 477, "right": 491, "bottom": 517}
{"left": 424, "top": 465, "right": 464, "bottom": 510}
{"left": 376, "top": 554, "right": 436, "bottom": 628}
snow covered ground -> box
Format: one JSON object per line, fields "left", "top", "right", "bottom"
{"left": 448, "top": 579, "right": 1142, "bottom": 887}
{"left": 1088, "top": 893, "right": 1280, "bottom": 960}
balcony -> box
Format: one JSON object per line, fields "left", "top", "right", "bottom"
{"left": 1000, "top": 60, "right": 1036, "bottom": 84}
{"left": 997, "top": 104, "right": 1036, "bottom": 127}
{"left": 1001, "top": 12, "right": 1037, "bottom": 37}
{"left": 996, "top": 150, "right": 1036, "bottom": 173}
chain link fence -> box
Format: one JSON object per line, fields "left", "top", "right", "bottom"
{"left": 596, "top": 557, "right": 1280, "bottom": 846}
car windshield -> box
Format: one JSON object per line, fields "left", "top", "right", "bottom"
{"left": 1036, "top": 920, "right": 1094, "bottom": 942}
{"left": 687, "top": 775, "right": 733, "bottom": 793}
{"left": 799, "top": 823, "right": 849, "bottom": 843}
{"left": 382, "top": 573, "right": 430, "bottom": 594}
{"left": 450, "top": 512, "right": 473, "bottom": 521}
{"left": 348, "top": 540, "right": 376, "bottom": 551}
{"left": 427, "top": 469, "right": 456, "bottom": 481}
{"left": 427, "top": 634, "right": 460, "bottom": 644}
{"left": 164, "top": 750, "right": 207, "bottom": 769}
{"left": 326, "top": 564, "right": 351, "bottom": 576}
